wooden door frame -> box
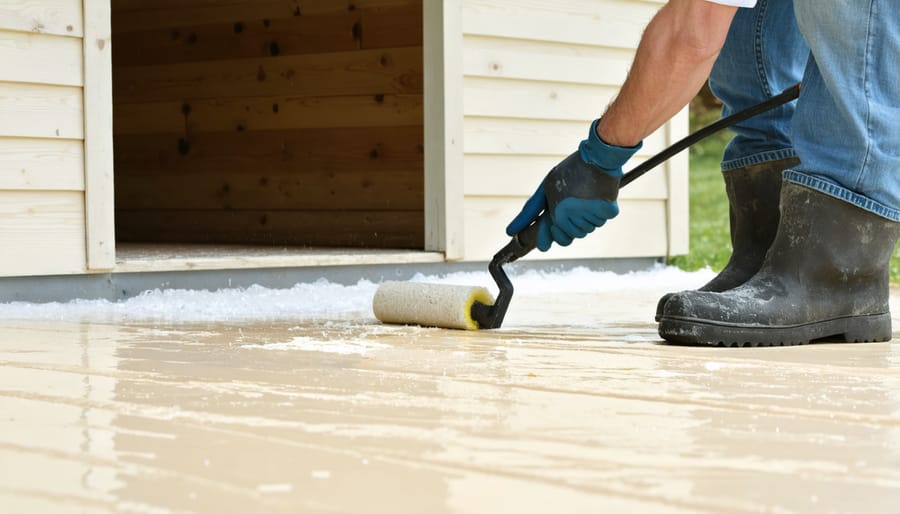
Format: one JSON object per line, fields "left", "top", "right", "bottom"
{"left": 85, "top": 1, "right": 461, "bottom": 268}
{"left": 423, "top": 0, "right": 465, "bottom": 260}
{"left": 83, "top": 0, "right": 116, "bottom": 270}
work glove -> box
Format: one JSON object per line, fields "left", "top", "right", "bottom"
{"left": 506, "top": 119, "right": 642, "bottom": 251}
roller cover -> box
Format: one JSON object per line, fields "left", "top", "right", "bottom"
{"left": 373, "top": 282, "right": 495, "bottom": 330}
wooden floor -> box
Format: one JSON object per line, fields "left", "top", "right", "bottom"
{"left": 1, "top": 284, "right": 898, "bottom": 513}
{"left": 115, "top": 243, "right": 444, "bottom": 272}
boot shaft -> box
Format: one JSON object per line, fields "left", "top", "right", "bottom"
{"left": 698, "top": 157, "right": 798, "bottom": 293}
{"left": 722, "top": 157, "right": 797, "bottom": 252}
{"left": 763, "top": 181, "right": 900, "bottom": 311}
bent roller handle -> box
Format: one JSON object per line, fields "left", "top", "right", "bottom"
{"left": 469, "top": 218, "right": 544, "bottom": 329}
{"left": 499, "top": 215, "right": 543, "bottom": 264}
{"left": 474, "top": 83, "right": 802, "bottom": 329}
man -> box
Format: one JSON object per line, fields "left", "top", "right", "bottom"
{"left": 507, "top": 0, "right": 900, "bottom": 346}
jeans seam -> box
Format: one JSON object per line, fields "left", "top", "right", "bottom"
{"left": 721, "top": 148, "right": 798, "bottom": 171}
{"left": 785, "top": 171, "right": 900, "bottom": 222}
{"left": 753, "top": 0, "right": 777, "bottom": 142}
{"left": 754, "top": 0, "right": 772, "bottom": 99}
{"left": 855, "top": 0, "right": 876, "bottom": 190}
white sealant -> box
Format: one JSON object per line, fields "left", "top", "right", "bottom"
{"left": 0, "top": 265, "right": 714, "bottom": 322}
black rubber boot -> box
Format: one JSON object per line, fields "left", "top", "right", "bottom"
{"left": 658, "top": 181, "right": 900, "bottom": 346}
{"left": 654, "top": 157, "right": 797, "bottom": 321}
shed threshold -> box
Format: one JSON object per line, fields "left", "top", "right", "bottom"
{"left": 115, "top": 244, "right": 445, "bottom": 274}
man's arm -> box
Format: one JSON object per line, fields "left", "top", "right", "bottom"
{"left": 506, "top": 0, "right": 740, "bottom": 250}
{"left": 597, "top": 0, "right": 738, "bottom": 147}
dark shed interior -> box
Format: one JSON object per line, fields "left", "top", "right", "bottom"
{"left": 110, "top": 0, "right": 425, "bottom": 248}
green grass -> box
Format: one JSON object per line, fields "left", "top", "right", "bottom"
{"left": 669, "top": 129, "right": 900, "bottom": 282}
{"left": 668, "top": 136, "right": 732, "bottom": 274}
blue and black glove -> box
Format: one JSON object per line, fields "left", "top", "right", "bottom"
{"left": 505, "top": 119, "right": 642, "bottom": 251}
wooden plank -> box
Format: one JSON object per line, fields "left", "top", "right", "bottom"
{"left": 112, "top": 0, "right": 292, "bottom": 11}
{"left": 115, "top": 244, "right": 443, "bottom": 273}
{"left": 462, "top": 0, "right": 659, "bottom": 50}
{"left": 0, "top": 82, "right": 83, "bottom": 139}
{"left": 0, "top": 30, "right": 83, "bottom": 86}
{"left": 0, "top": 138, "right": 84, "bottom": 190}
{"left": 113, "top": 46, "right": 423, "bottom": 102}
{"left": 463, "top": 196, "right": 668, "bottom": 261}
{"left": 466, "top": 0, "right": 662, "bottom": 17}
{"left": 113, "top": 126, "right": 423, "bottom": 175}
{"left": 84, "top": 0, "right": 116, "bottom": 270}
{"left": 0, "top": 0, "right": 83, "bottom": 38}
{"left": 112, "top": 5, "right": 422, "bottom": 67}
{"left": 463, "top": 117, "right": 667, "bottom": 157}
{"left": 115, "top": 170, "right": 424, "bottom": 211}
{"left": 0, "top": 191, "right": 86, "bottom": 277}
{"left": 462, "top": 154, "right": 668, "bottom": 200}
{"left": 423, "top": 0, "right": 464, "bottom": 259}
{"left": 464, "top": 76, "right": 617, "bottom": 122}
{"left": 361, "top": 3, "right": 423, "bottom": 50}
{"left": 112, "top": 12, "right": 361, "bottom": 67}
{"left": 463, "top": 35, "right": 631, "bottom": 86}
{"left": 113, "top": 94, "right": 423, "bottom": 135}
{"left": 112, "top": 0, "right": 418, "bottom": 11}
{"left": 112, "top": 0, "right": 303, "bottom": 33}
{"left": 111, "top": 0, "right": 420, "bottom": 34}
{"left": 115, "top": 209, "right": 424, "bottom": 248}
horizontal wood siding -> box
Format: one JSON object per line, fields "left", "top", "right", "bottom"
{"left": 0, "top": 30, "right": 83, "bottom": 86}
{"left": 0, "top": 82, "right": 84, "bottom": 139}
{"left": 0, "top": 0, "right": 86, "bottom": 277}
{"left": 0, "top": 0, "right": 83, "bottom": 37}
{"left": 461, "top": 0, "right": 687, "bottom": 261}
{"left": 465, "top": 197, "right": 669, "bottom": 259}
{"left": 112, "top": 0, "right": 425, "bottom": 249}
{"left": 0, "top": 192, "right": 87, "bottom": 276}
{"left": 0, "top": 138, "right": 84, "bottom": 191}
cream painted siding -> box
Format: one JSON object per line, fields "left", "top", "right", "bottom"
{"left": 0, "top": 1, "right": 87, "bottom": 277}
{"left": 460, "top": 0, "right": 689, "bottom": 261}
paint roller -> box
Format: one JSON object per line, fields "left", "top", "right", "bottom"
{"left": 374, "top": 84, "right": 802, "bottom": 330}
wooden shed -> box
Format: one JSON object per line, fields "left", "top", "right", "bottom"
{"left": 0, "top": 0, "right": 686, "bottom": 282}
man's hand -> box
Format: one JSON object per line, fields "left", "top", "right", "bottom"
{"left": 506, "top": 120, "right": 641, "bottom": 251}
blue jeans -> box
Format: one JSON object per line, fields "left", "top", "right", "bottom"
{"left": 708, "top": 0, "right": 900, "bottom": 221}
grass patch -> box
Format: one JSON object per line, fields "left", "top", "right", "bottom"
{"left": 667, "top": 94, "right": 734, "bottom": 275}
{"left": 670, "top": 96, "right": 900, "bottom": 282}
{"left": 668, "top": 141, "right": 732, "bottom": 274}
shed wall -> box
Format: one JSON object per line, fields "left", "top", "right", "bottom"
{"left": 0, "top": 1, "right": 87, "bottom": 277}
{"left": 0, "top": 0, "right": 690, "bottom": 280}
{"left": 460, "top": 0, "right": 689, "bottom": 261}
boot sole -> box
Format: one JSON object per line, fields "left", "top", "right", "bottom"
{"left": 658, "top": 313, "right": 893, "bottom": 347}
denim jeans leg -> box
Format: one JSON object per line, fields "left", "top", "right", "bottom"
{"left": 786, "top": 0, "right": 900, "bottom": 221}
{"left": 708, "top": 0, "right": 808, "bottom": 171}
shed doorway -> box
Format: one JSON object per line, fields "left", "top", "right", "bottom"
{"left": 110, "top": 0, "right": 425, "bottom": 255}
